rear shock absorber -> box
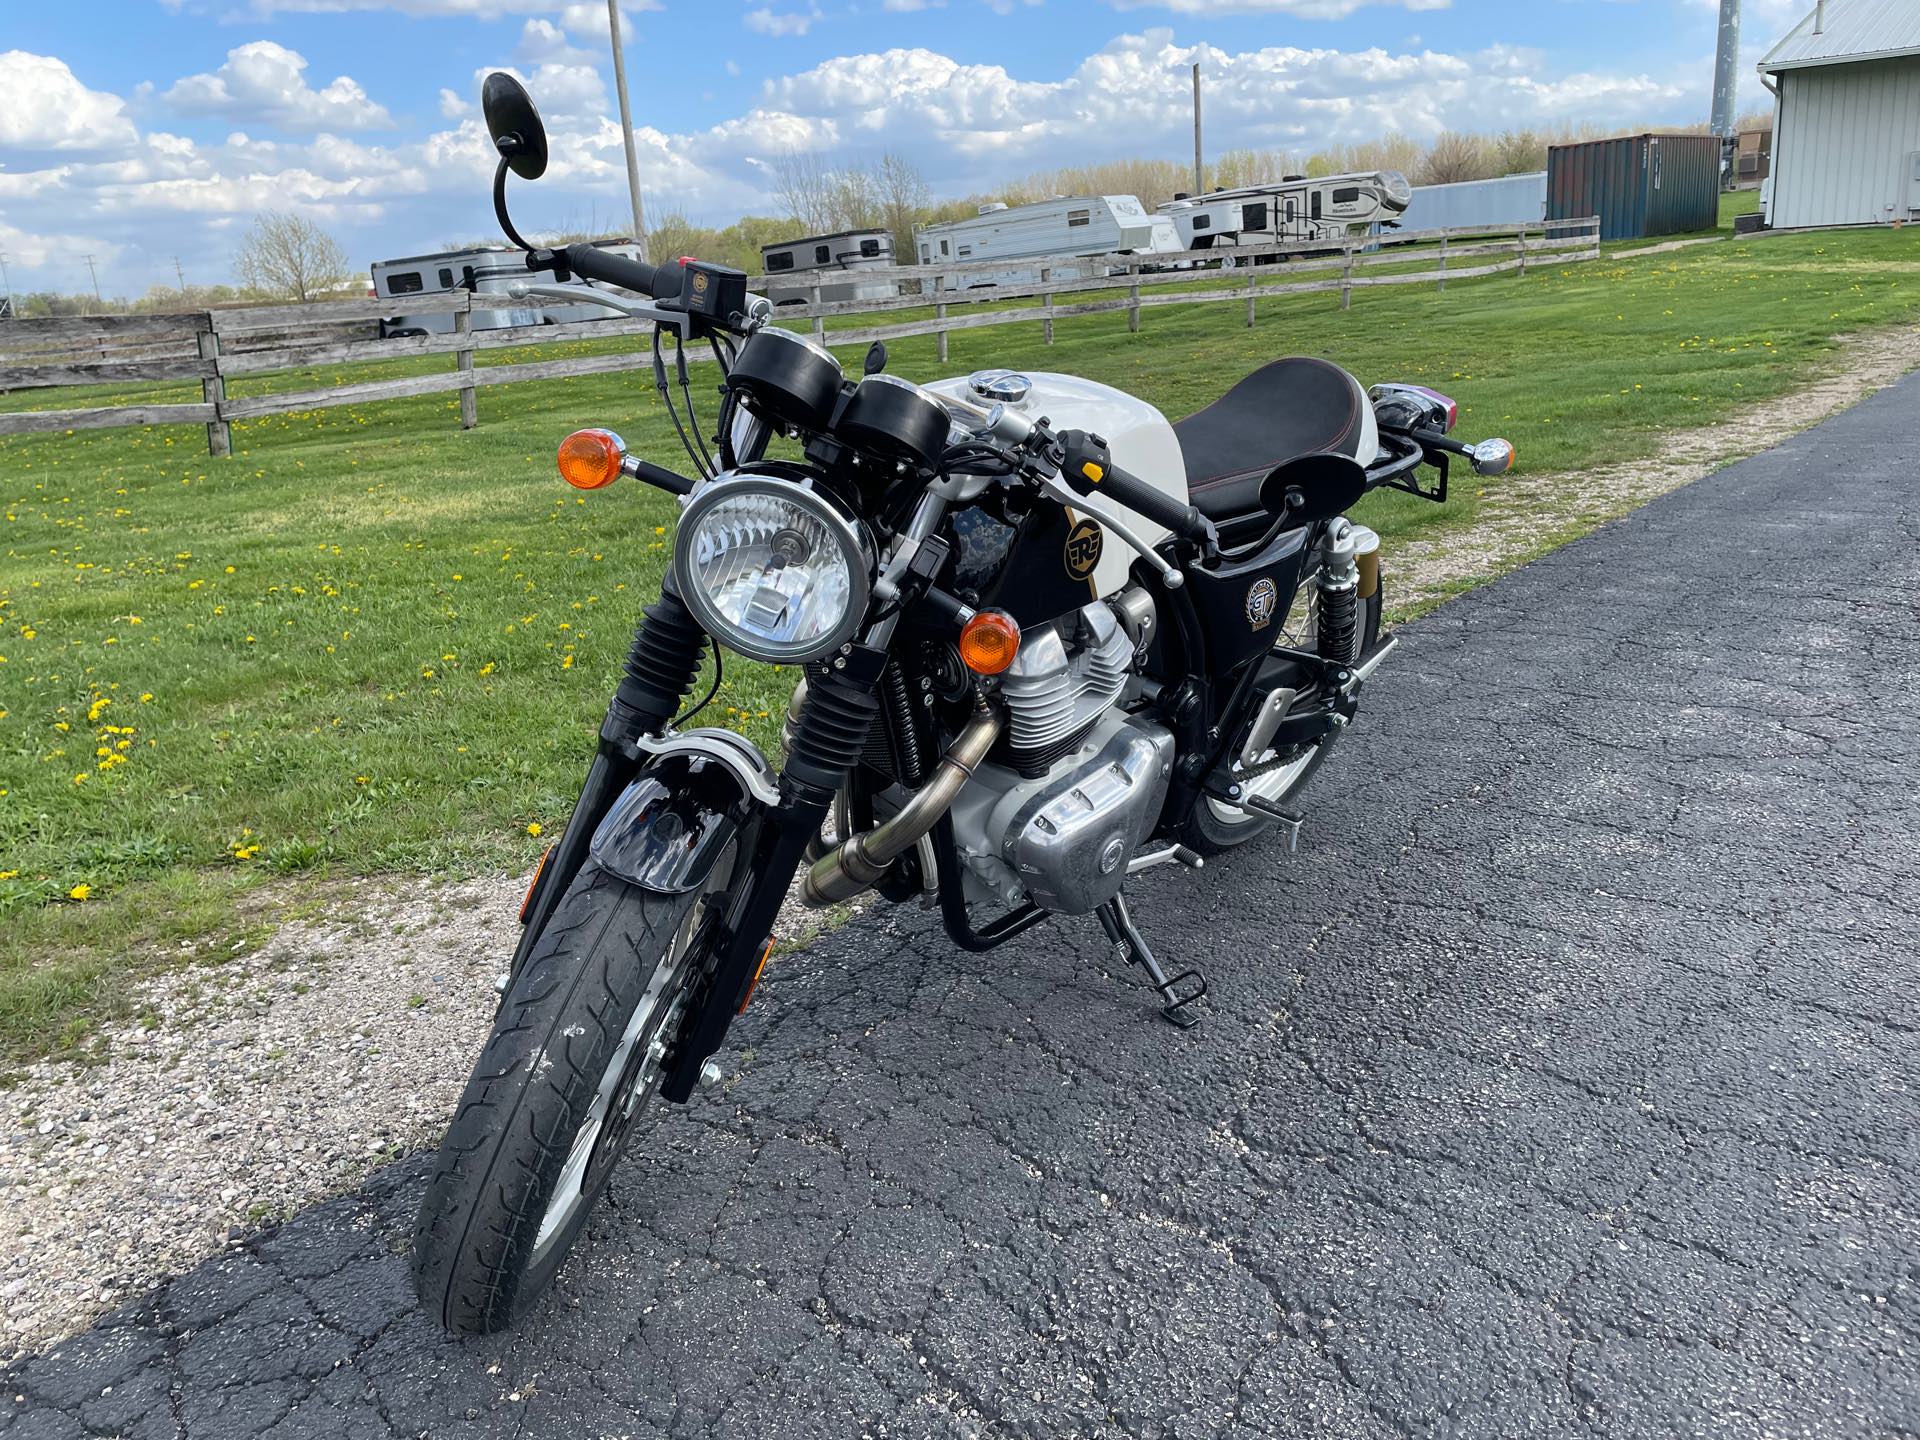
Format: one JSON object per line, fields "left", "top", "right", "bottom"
{"left": 1317, "top": 521, "right": 1362, "bottom": 665}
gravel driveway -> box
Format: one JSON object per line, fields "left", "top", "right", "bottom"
{"left": 5, "top": 374, "right": 1918, "bottom": 1439}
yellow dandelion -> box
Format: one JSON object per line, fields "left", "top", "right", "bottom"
{"left": 68, "top": 883, "right": 92, "bottom": 902}
{"left": 526, "top": 821, "right": 543, "bottom": 837}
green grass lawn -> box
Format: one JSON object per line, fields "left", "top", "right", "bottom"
{"left": 2, "top": 221, "right": 1916, "bottom": 1062}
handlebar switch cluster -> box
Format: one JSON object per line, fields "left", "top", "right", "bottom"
{"left": 667, "top": 259, "right": 749, "bottom": 330}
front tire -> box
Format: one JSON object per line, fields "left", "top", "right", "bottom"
{"left": 412, "top": 854, "right": 733, "bottom": 1335}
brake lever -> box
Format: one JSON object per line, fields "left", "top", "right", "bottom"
{"left": 1032, "top": 471, "right": 1186, "bottom": 589}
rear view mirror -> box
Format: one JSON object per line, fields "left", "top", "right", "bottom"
{"left": 482, "top": 73, "right": 548, "bottom": 181}
{"left": 1260, "top": 452, "right": 1368, "bottom": 525}
{"left": 1469, "top": 439, "right": 1515, "bottom": 477}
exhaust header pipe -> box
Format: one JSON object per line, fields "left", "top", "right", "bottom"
{"left": 801, "top": 701, "right": 1002, "bottom": 907}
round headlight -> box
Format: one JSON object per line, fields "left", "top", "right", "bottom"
{"left": 673, "top": 473, "right": 872, "bottom": 664}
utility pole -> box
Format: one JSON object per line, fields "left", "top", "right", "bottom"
{"left": 0, "top": 250, "right": 11, "bottom": 312}
{"left": 1191, "top": 63, "right": 1204, "bottom": 195}
{"left": 174, "top": 256, "right": 189, "bottom": 301}
{"left": 82, "top": 254, "right": 103, "bottom": 312}
{"left": 606, "top": 0, "right": 649, "bottom": 262}
{"left": 1709, "top": 0, "right": 1741, "bottom": 189}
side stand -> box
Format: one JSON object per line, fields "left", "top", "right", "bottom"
{"left": 1095, "top": 895, "right": 1208, "bottom": 1029}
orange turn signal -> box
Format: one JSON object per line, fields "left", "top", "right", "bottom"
{"left": 737, "top": 937, "right": 778, "bottom": 1013}
{"left": 557, "top": 428, "right": 625, "bottom": 489}
{"left": 958, "top": 609, "right": 1021, "bottom": 675}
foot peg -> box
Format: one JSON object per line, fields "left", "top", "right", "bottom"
{"left": 1096, "top": 896, "right": 1208, "bottom": 1028}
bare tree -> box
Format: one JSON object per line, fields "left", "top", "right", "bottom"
{"left": 1491, "top": 129, "right": 1547, "bottom": 176}
{"left": 876, "top": 151, "right": 929, "bottom": 256}
{"left": 235, "top": 212, "right": 352, "bottom": 302}
{"left": 772, "top": 152, "right": 836, "bottom": 234}
{"left": 1418, "top": 131, "right": 1491, "bottom": 186}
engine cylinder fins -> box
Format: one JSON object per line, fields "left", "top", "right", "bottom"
{"left": 994, "top": 602, "right": 1134, "bottom": 761}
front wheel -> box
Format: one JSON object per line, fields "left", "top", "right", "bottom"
{"left": 411, "top": 849, "right": 735, "bottom": 1335}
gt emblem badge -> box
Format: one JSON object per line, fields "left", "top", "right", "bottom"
{"left": 1064, "top": 518, "right": 1104, "bottom": 582}
{"left": 1246, "top": 577, "right": 1279, "bottom": 630}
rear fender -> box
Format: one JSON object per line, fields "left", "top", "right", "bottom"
{"left": 590, "top": 729, "right": 776, "bottom": 895}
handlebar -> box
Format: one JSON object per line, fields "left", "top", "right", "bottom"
{"left": 560, "top": 243, "right": 684, "bottom": 303}
{"left": 1056, "top": 429, "right": 1215, "bottom": 547}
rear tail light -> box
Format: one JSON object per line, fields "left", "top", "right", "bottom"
{"left": 1370, "top": 382, "right": 1457, "bottom": 432}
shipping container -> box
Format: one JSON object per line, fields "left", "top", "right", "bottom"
{"left": 1547, "top": 134, "right": 1721, "bottom": 240}
{"left": 1390, "top": 172, "right": 1546, "bottom": 238}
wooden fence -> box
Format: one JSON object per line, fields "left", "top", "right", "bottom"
{"left": 0, "top": 218, "right": 1600, "bottom": 456}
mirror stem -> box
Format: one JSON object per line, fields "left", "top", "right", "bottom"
{"left": 493, "top": 158, "right": 535, "bottom": 253}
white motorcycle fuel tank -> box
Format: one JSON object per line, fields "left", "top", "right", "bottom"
{"left": 922, "top": 370, "right": 1187, "bottom": 601}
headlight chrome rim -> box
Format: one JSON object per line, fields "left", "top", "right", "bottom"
{"left": 672, "top": 471, "right": 872, "bottom": 664}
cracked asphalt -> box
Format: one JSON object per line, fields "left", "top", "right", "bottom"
{"left": 8, "top": 375, "right": 1920, "bottom": 1440}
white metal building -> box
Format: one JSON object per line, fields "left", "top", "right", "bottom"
{"left": 1759, "top": 0, "right": 1920, "bottom": 229}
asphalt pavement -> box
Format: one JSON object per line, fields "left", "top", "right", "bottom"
{"left": 7, "top": 375, "right": 1919, "bottom": 1439}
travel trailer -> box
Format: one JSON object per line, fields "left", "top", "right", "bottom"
{"left": 914, "top": 196, "right": 1182, "bottom": 287}
{"left": 1391, "top": 172, "right": 1546, "bottom": 238}
{"left": 372, "top": 238, "right": 645, "bottom": 338}
{"left": 760, "top": 229, "right": 898, "bottom": 306}
{"left": 1157, "top": 172, "right": 1413, "bottom": 256}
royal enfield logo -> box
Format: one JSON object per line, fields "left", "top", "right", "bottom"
{"left": 1245, "top": 577, "right": 1279, "bottom": 630}
{"left": 1064, "top": 518, "right": 1104, "bottom": 581}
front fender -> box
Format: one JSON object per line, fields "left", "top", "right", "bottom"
{"left": 589, "top": 730, "right": 774, "bottom": 895}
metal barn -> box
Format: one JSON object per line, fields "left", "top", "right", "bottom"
{"left": 1546, "top": 134, "right": 1721, "bottom": 240}
{"left": 1758, "top": 0, "right": 1920, "bottom": 229}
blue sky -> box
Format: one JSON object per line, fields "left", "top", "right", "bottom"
{"left": 1, "top": 0, "right": 1801, "bottom": 299}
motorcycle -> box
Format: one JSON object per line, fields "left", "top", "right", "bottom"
{"left": 412, "top": 74, "right": 1516, "bottom": 1335}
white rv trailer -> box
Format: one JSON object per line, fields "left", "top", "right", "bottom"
{"left": 760, "top": 229, "right": 898, "bottom": 307}
{"left": 913, "top": 196, "right": 1181, "bottom": 288}
{"left": 1390, "top": 172, "right": 1546, "bottom": 239}
{"left": 1156, "top": 171, "right": 1413, "bottom": 256}
{"left": 372, "top": 238, "right": 644, "bottom": 338}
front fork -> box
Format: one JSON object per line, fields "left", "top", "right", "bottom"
{"left": 509, "top": 577, "right": 889, "bottom": 1102}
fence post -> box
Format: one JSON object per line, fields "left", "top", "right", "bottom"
{"left": 1516, "top": 226, "right": 1528, "bottom": 279}
{"left": 1042, "top": 266, "right": 1054, "bottom": 346}
{"left": 1246, "top": 262, "right": 1258, "bottom": 327}
{"left": 1340, "top": 245, "right": 1354, "bottom": 311}
{"left": 933, "top": 275, "right": 949, "bottom": 365}
{"left": 196, "top": 323, "right": 231, "bottom": 459}
{"left": 1437, "top": 235, "right": 1449, "bottom": 293}
{"left": 809, "top": 282, "right": 824, "bottom": 345}
{"left": 454, "top": 305, "right": 477, "bottom": 430}
{"left": 1127, "top": 260, "right": 1141, "bottom": 334}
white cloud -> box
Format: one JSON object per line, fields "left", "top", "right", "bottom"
{"left": 1109, "top": 0, "right": 1448, "bottom": 14}
{"left": 558, "top": 1, "right": 663, "bottom": 40}
{"left": 883, "top": 0, "right": 945, "bottom": 9}
{"left": 439, "top": 87, "right": 472, "bottom": 119}
{"left": 163, "top": 42, "right": 394, "bottom": 131}
{"left": 0, "top": 51, "right": 140, "bottom": 154}
{"left": 745, "top": 5, "right": 823, "bottom": 36}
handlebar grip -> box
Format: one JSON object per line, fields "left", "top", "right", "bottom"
{"left": 561, "top": 243, "right": 682, "bottom": 302}
{"left": 1059, "top": 434, "right": 1212, "bottom": 545}
{"left": 1097, "top": 464, "right": 1213, "bottom": 545}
